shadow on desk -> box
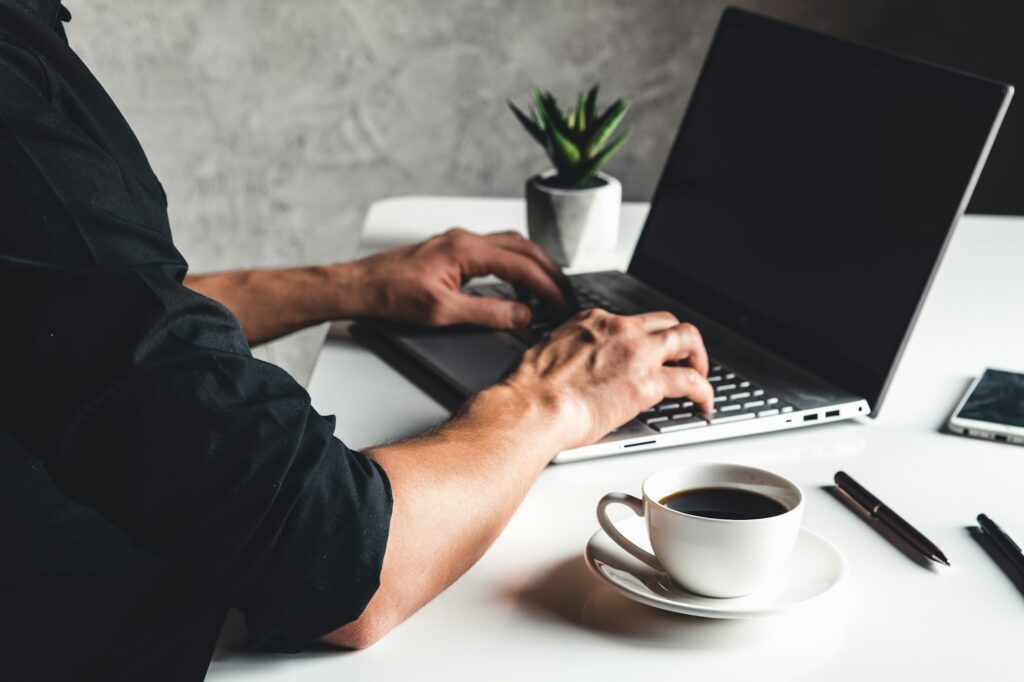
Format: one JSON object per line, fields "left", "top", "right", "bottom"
{"left": 821, "top": 485, "right": 941, "bottom": 571}
{"left": 212, "top": 609, "right": 349, "bottom": 667}
{"left": 967, "top": 526, "right": 1024, "bottom": 599}
{"left": 514, "top": 555, "right": 800, "bottom": 650}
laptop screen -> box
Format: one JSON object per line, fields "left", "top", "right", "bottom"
{"left": 628, "top": 8, "right": 1010, "bottom": 413}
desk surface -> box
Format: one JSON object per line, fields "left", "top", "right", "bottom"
{"left": 208, "top": 196, "right": 1024, "bottom": 681}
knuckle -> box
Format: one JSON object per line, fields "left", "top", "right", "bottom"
{"left": 678, "top": 367, "right": 700, "bottom": 384}
{"left": 673, "top": 327, "right": 694, "bottom": 348}
{"left": 523, "top": 259, "right": 546, "bottom": 280}
{"left": 500, "top": 304, "right": 519, "bottom": 327}
{"left": 678, "top": 322, "right": 701, "bottom": 343}
{"left": 423, "top": 297, "right": 450, "bottom": 326}
{"left": 441, "top": 228, "right": 472, "bottom": 250}
{"left": 603, "top": 314, "right": 627, "bottom": 334}
{"left": 639, "top": 377, "right": 663, "bottom": 402}
{"left": 659, "top": 311, "right": 680, "bottom": 326}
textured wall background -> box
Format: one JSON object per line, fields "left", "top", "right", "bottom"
{"left": 63, "top": 0, "right": 954, "bottom": 382}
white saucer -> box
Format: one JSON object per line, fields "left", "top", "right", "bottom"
{"left": 584, "top": 515, "right": 846, "bottom": 619}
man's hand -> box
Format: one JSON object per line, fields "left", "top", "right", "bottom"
{"left": 345, "top": 228, "right": 571, "bottom": 328}
{"left": 184, "top": 228, "right": 569, "bottom": 346}
{"left": 503, "top": 308, "right": 715, "bottom": 450}
{"left": 324, "top": 308, "right": 712, "bottom": 649}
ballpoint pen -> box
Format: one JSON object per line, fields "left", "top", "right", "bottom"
{"left": 977, "top": 513, "right": 1024, "bottom": 576}
{"left": 833, "top": 471, "right": 950, "bottom": 566}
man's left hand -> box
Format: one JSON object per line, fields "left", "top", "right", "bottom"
{"left": 341, "top": 228, "right": 571, "bottom": 328}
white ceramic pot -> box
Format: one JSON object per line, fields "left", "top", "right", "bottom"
{"left": 525, "top": 170, "right": 621, "bottom": 268}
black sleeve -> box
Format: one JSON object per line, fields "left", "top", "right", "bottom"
{"left": 0, "top": 30, "right": 393, "bottom": 654}
{"left": 47, "top": 290, "right": 395, "bottom": 652}
{"left": 0, "top": 433, "right": 227, "bottom": 681}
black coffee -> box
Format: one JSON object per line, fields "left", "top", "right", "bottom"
{"left": 659, "top": 487, "right": 787, "bottom": 520}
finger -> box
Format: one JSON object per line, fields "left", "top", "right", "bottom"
{"left": 462, "top": 244, "right": 568, "bottom": 308}
{"left": 486, "top": 231, "right": 562, "bottom": 273}
{"left": 660, "top": 366, "right": 715, "bottom": 415}
{"left": 442, "top": 291, "right": 532, "bottom": 329}
{"left": 485, "top": 232, "right": 576, "bottom": 309}
{"left": 490, "top": 233, "right": 574, "bottom": 306}
{"left": 652, "top": 322, "right": 709, "bottom": 377}
{"left": 629, "top": 310, "right": 680, "bottom": 333}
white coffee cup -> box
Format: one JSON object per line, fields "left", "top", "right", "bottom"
{"left": 597, "top": 463, "right": 804, "bottom": 598}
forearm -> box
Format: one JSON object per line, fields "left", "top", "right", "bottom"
{"left": 323, "top": 384, "right": 566, "bottom": 648}
{"left": 184, "top": 264, "right": 363, "bottom": 345}
{"left": 182, "top": 228, "right": 573, "bottom": 345}
{"left": 321, "top": 307, "right": 714, "bottom": 648}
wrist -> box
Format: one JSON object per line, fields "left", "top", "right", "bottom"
{"left": 314, "top": 260, "right": 373, "bottom": 321}
{"left": 461, "top": 381, "right": 582, "bottom": 458}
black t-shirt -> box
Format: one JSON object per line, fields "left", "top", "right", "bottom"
{"left": 0, "top": 2, "right": 393, "bottom": 679}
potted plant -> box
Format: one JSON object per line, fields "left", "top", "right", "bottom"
{"left": 509, "top": 86, "right": 631, "bottom": 267}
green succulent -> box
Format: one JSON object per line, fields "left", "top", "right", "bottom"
{"left": 508, "top": 85, "right": 632, "bottom": 189}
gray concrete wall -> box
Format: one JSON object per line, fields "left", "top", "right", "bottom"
{"left": 67, "top": 0, "right": 884, "bottom": 382}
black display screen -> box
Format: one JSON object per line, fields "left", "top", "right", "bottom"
{"left": 629, "top": 8, "right": 1010, "bottom": 413}
{"left": 958, "top": 369, "right": 1024, "bottom": 429}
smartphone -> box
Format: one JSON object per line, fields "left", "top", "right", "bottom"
{"left": 948, "top": 368, "right": 1024, "bottom": 445}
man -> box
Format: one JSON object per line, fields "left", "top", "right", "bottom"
{"left": 0, "top": 2, "right": 713, "bottom": 679}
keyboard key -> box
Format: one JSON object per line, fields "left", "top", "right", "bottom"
{"left": 669, "top": 411, "right": 694, "bottom": 420}
{"left": 730, "top": 391, "right": 751, "bottom": 400}
{"left": 720, "top": 404, "right": 742, "bottom": 412}
{"left": 781, "top": 406, "right": 793, "bottom": 413}
{"left": 717, "top": 383, "right": 737, "bottom": 392}
{"left": 642, "top": 406, "right": 657, "bottom": 413}
{"left": 725, "top": 373, "right": 736, "bottom": 380}
{"left": 658, "top": 402, "right": 680, "bottom": 411}
{"left": 653, "top": 416, "right": 708, "bottom": 432}
{"left": 744, "top": 399, "right": 765, "bottom": 409}
{"left": 739, "top": 381, "right": 751, "bottom": 388}
{"left": 681, "top": 400, "right": 694, "bottom": 409}
{"left": 645, "top": 415, "right": 668, "bottom": 424}
{"left": 758, "top": 408, "right": 780, "bottom": 417}
{"left": 714, "top": 395, "right": 728, "bottom": 403}
{"left": 753, "top": 389, "right": 765, "bottom": 397}
{"left": 710, "top": 412, "right": 756, "bottom": 424}
{"left": 766, "top": 396, "right": 778, "bottom": 405}
{"left": 707, "top": 375, "right": 723, "bottom": 383}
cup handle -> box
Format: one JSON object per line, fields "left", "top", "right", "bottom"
{"left": 596, "top": 492, "right": 664, "bottom": 572}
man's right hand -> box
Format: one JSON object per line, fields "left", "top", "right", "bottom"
{"left": 324, "top": 307, "right": 712, "bottom": 650}
{"left": 499, "top": 308, "right": 715, "bottom": 453}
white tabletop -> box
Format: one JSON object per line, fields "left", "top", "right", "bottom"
{"left": 208, "top": 196, "right": 1024, "bottom": 681}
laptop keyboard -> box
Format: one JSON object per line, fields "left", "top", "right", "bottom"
{"left": 640, "top": 363, "right": 792, "bottom": 433}
{"left": 469, "top": 282, "right": 624, "bottom": 313}
{"left": 467, "top": 281, "right": 792, "bottom": 430}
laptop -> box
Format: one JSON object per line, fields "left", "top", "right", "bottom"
{"left": 359, "top": 8, "right": 1013, "bottom": 463}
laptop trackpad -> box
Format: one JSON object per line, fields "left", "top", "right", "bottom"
{"left": 398, "top": 328, "right": 526, "bottom": 395}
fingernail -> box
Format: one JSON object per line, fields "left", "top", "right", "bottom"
{"left": 512, "top": 305, "right": 531, "bottom": 327}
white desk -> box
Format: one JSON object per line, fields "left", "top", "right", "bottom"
{"left": 208, "top": 197, "right": 1024, "bottom": 681}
